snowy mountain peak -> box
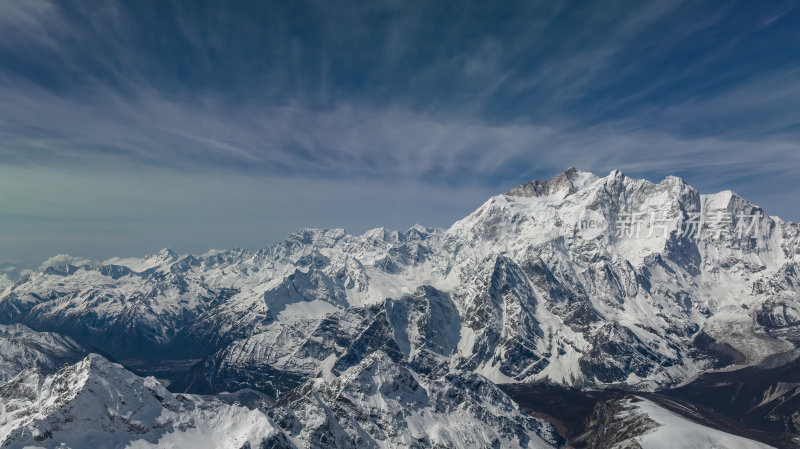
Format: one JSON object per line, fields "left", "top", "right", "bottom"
{"left": 0, "top": 354, "right": 289, "bottom": 449}
{"left": 143, "top": 248, "right": 179, "bottom": 264}
{"left": 0, "top": 324, "right": 88, "bottom": 383}
{"left": 505, "top": 167, "right": 599, "bottom": 198}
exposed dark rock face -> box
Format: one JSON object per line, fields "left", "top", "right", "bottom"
{"left": 584, "top": 397, "right": 658, "bottom": 449}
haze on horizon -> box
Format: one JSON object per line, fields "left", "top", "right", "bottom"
{"left": 1, "top": 0, "right": 799, "bottom": 273}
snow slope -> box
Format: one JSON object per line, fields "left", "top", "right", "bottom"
{"left": 0, "top": 354, "right": 291, "bottom": 449}
{"left": 272, "top": 351, "right": 561, "bottom": 448}
{"left": 0, "top": 324, "right": 88, "bottom": 383}
{"left": 609, "top": 397, "right": 775, "bottom": 449}
{"left": 0, "top": 353, "right": 559, "bottom": 449}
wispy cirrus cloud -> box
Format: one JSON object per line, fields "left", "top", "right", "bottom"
{"left": 2, "top": 79, "right": 798, "bottom": 188}
{"left": 1, "top": 0, "right": 799, "bottom": 266}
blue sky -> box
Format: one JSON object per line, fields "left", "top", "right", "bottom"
{"left": 1, "top": 0, "right": 799, "bottom": 270}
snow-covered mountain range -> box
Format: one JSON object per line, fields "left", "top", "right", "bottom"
{"left": 1, "top": 168, "right": 797, "bottom": 448}
{"left": 0, "top": 353, "right": 559, "bottom": 448}
{"left": 0, "top": 324, "right": 88, "bottom": 383}
{"left": 0, "top": 354, "right": 291, "bottom": 449}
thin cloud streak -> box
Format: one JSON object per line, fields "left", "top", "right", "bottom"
{"left": 1, "top": 0, "right": 800, "bottom": 267}
{"left": 1, "top": 80, "right": 798, "bottom": 189}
